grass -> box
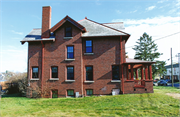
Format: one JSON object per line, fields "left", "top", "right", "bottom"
{"left": 0, "top": 86, "right": 179, "bottom": 116}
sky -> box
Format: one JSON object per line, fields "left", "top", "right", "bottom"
{"left": 0, "top": 0, "right": 180, "bottom": 73}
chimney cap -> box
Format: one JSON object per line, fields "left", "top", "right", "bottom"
{"left": 85, "top": 17, "right": 87, "bottom": 19}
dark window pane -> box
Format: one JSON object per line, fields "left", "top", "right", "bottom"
{"left": 32, "top": 67, "right": 38, "bottom": 78}
{"left": 52, "top": 90, "right": 58, "bottom": 98}
{"left": 67, "top": 67, "right": 74, "bottom": 80}
{"left": 67, "top": 90, "right": 74, "bottom": 96}
{"left": 52, "top": 67, "right": 58, "bottom": 78}
{"left": 67, "top": 53, "right": 74, "bottom": 59}
{"left": 86, "top": 89, "right": 93, "bottom": 95}
{"left": 65, "top": 27, "right": 72, "bottom": 37}
{"left": 112, "top": 66, "right": 120, "bottom": 80}
{"left": 86, "top": 67, "right": 92, "bottom": 72}
{"left": 86, "top": 47, "right": 92, "bottom": 53}
{"left": 86, "top": 66, "right": 93, "bottom": 81}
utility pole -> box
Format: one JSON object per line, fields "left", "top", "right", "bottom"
{"left": 178, "top": 53, "right": 180, "bottom": 83}
{"left": 171, "top": 48, "right": 174, "bottom": 87}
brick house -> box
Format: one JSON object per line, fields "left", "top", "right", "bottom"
{"left": 21, "top": 6, "right": 155, "bottom": 98}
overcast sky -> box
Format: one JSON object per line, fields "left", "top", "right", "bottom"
{"left": 0, "top": 0, "right": 180, "bottom": 73}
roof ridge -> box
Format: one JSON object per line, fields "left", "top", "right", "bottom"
{"left": 83, "top": 18, "right": 130, "bottom": 36}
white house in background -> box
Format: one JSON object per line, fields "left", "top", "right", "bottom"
{"left": 164, "top": 63, "right": 179, "bottom": 81}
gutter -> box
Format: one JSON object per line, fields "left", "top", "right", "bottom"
{"left": 41, "top": 41, "right": 44, "bottom": 97}
{"left": 120, "top": 36, "right": 124, "bottom": 94}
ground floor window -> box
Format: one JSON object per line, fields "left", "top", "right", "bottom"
{"left": 86, "top": 89, "right": 93, "bottom": 96}
{"left": 52, "top": 90, "right": 58, "bottom": 98}
{"left": 112, "top": 65, "right": 120, "bottom": 80}
{"left": 67, "top": 89, "right": 74, "bottom": 96}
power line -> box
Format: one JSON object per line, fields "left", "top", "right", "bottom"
{"left": 126, "top": 32, "right": 180, "bottom": 49}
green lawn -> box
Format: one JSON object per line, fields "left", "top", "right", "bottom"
{"left": 0, "top": 86, "right": 179, "bottom": 116}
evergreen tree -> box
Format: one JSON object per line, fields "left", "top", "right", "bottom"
{"left": 133, "top": 32, "right": 166, "bottom": 79}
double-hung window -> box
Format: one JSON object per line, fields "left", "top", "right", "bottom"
{"left": 86, "top": 66, "right": 93, "bottom": 81}
{"left": 32, "top": 67, "right": 39, "bottom": 78}
{"left": 51, "top": 67, "right": 58, "bottom": 78}
{"left": 67, "top": 89, "right": 74, "bottom": 96}
{"left": 67, "top": 46, "right": 74, "bottom": 59}
{"left": 86, "top": 89, "right": 93, "bottom": 96}
{"left": 65, "top": 27, "right": 72, "bottom": 37}
{"left": 67, "top": 66, "right": 74, "bottom": 80}
{"left": 85, "top": 40, "right": 92, "bottom": 53}
{"left": 112, "top": 65, "right": 120, "bottom": 80}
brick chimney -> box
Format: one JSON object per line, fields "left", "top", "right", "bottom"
{"left": 41, "top": 6, "right": 51, "bottom": 38}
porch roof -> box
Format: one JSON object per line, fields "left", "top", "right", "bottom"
{"left": 124, "top": 58, "right": 156, "bottom": 64}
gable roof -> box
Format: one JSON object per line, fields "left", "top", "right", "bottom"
{"left": 78, "top": 18, "right": 130, "bottom": 37}
{"left": 50, "top": 15, "right": 86, "bottom": 32}
{"left": 102, "top": 22, "right": 125, "bottom": 30}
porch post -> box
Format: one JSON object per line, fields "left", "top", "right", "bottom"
{"left": 126, "top": 64, "right": 129, "bottom": 80}
{"left": 148, "top": 65, "right": 153, "bottom": 80}
{"left": 135, "top": 69, "right": 138, "bottom": 80}
{"left": 131, "top": 64, "right": 134, "bottom": 80}
{"left": 145, "top": 65, "right": 148, "bottom": 80}
{"left": 141, "top": 66, "right": 144, "bottom": 80}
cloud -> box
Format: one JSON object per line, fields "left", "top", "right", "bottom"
{"left": 146, "top": 6, "right": 156, "bottom": 11}
{"left": 11, "top": 30, "right": 23, "bottom": 35}
{"left": 129, "top": 10, "right": 137, "bottom": 13}
{"left": 157, "top": 0, "right": 168, "bottom": 3}
{"left": 112, "top": 16, "right": 180, "bottom": 64}
{"left": 112, "top": 16, "right": 180, "bottom": 25}
{"left": 116, "top": 10, "right": 122, "bottom": 14}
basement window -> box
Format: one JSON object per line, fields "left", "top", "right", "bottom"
{"left": 67, "top": 89, "right": 74, "bottom": 96}
{"left": 86, "top": 89, "right": 93, "bottom": 96}
{"left": 52, "top": 90, "right": 58, "bottom": 98}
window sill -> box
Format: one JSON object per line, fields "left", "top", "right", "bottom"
{"left": 65, "top": 80, "right": 75, "bottom": 82}
{"left": 65, "top": 59, "right": 75, "bottom": 61}
{"left": 111, "top": 80, "right": 121, "bottom": 82}
{"left": 64, "top": 37, "right": 73, "bottom": 39}
{"left": 49, "top": 78, "right": 59, "bottom": 80}
{"left": 30, "top": 78, "right": 39, "bottom": 81}
{"left": 84, "top": 81, "right": 94, "bottom": 83}
{"left": 84, "top": 53, "right": 94, "bottom": 55}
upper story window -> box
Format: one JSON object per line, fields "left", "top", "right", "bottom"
{"left": 65, "top": 27, "right": 72, "bottom": 37}
{"left": 51, "top": 66, "right": 58, "bottom": 78}
{"left": 85, "top": 40, "right": 92, "bottom": 53}
{"left": 112, "top": 65, "right": 120, "bottom": 80}
{"left": 67, "top": 46, "right": 74, "bottom": 59}
{"left": 67, "top": 66, "right": 74, "bottom": 80}
{"left": 32, "top": 67, "right": 39, "bottom": 78}
{"left": 86, "top": 66, "right": 93, "bottom": 81}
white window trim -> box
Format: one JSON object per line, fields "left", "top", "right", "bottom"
{"left": 84, "top": 81, "right": 94, "bottom": 83}
{"left": 65, "top": 80, "right": 75, "bottom": 82}
{"left": 49, "top": 78, "right": 59, "bottom": 80}
{"left": 65, "top": 59, "right": 75, "bottom": 61}
{"left": 111, "top": 80, "right": 121, "bottom": 82}
{"left": 30, "top": 78, "right": 39, "bottom": 81}
{"left": 84, "top": 53, "right": 94, "bottom": 55}
{"left": 64, "top": 37, "right": 73, "bottom": 40}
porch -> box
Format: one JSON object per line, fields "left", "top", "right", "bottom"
{"left": 122, "top": 58, "right": 155, "bottom": 94}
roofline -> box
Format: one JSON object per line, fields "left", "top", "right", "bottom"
{"left": 50, "top": 15, "right": 86, "bottom": 32}
{"left": 20, "top": 38, "right": 55, "bottom": 45}
{"left": 82, "top": 18, "right": 130, "bottom": 36}
{"left": 102, "top": 22, "right": 124, "bottom": 24}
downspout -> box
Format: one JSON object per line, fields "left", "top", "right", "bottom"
{"left": 41, "top": 41, "right": 44, "bottom": 97}
{"left": 120, "top": 36, "right": 124, "bottom": 94}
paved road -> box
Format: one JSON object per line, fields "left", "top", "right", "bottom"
{"left": 167, "top": 83, "right": 180, "bottom": 88}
